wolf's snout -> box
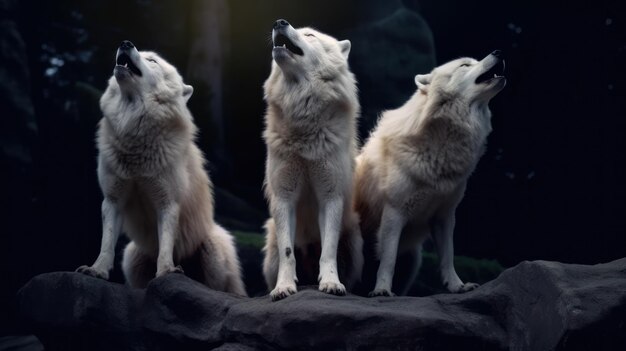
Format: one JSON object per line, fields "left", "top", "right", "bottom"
{"left": 120, "top": 40, "right": 135, "bottom": 50}
{"left": 115, "top": 40, "right": 142, "bottom": 78}
{"left": 271, "top": 19, "right": 303, "bottom": 58}
{"left": 475, "top": 51, "right": 506, "bottom": 85}
{"left": 273, "top": 19, "right": 290, "bottom": 30}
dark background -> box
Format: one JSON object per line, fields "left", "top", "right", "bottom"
{"left": 1, "top": 0, "right": 624, "bottom": 336}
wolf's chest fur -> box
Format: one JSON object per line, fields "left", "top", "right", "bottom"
{"left": 98, "top": 115, "right": 186, "bottom": 178}
{"left": 401, "top": 108, "right": 490, "bottom": 193}
{"left": 265, "top": 96, "right": 355, "bottom": 160}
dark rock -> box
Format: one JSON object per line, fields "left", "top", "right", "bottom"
{"left": 0, "top": 335, "right": 43, "bottom": 351}
{"left": 346, "top": 7, "right": 436, "bottom": 137}
{"left": 17, "top": 259, "right": 626, "bottom": 350}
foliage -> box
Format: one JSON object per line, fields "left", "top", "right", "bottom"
{"left": 233, "top": 230, "right": 266, "bottom": 249}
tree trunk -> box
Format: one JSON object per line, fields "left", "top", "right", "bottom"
{"left": 186, "top": 0, "right": 228, "bottom": 165}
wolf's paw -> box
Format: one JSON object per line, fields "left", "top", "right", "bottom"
{"left": 368, "top": 288, "right": 395, "bottom": 297}
{"left": 76, "top": 265, "right": 109, "bottom": 280}
{"left": 270, "top": 283, "right": 297, "bottom": 301}
{"left": 156, "top": 265, "right": 184, "bottom": 278}
{"left": 449, "top": 281, "right": 480, "bottom": 293}
{"left": 319, "top": 280, "right": 346, "bottom": 296}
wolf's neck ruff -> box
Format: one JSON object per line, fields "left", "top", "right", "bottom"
{"left": 402, "top": 90, "right": 491, "bottom": 192}
{"left": 99, "top": 88, "right": 195, "bottom": 179}
{"left": 264, "top": 78, "right": 358, "bottom": 160}
{"left": 264, "top": 59, "right": 358, "bottom": 160}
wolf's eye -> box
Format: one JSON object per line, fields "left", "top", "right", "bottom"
{"left": 147, "top": 58, "right": 157, "bottom": 63}
{"left": 304, "top": 33, "right": 315, "bottom": 37}
{"left": 460, "top": 64, "right": 470, "bottom": 67}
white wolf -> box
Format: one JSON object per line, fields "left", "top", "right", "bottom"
{"left": 354, "top": 51, "right": 506, "bottom": 297}
{"left": 262, "top": 19, "right": 363, "bottom": 301}
{"left": 76, "top": 41, "right": 246, "bottom": 295}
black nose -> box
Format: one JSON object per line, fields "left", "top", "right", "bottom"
{"left": 120, "top": 40, "right": 135, "bottom": 50}
{"left": 273, "top": 19, "right": 290, "bottom": 30}
{"left": 491, "top": 50, "right": 502, "bottom": 57}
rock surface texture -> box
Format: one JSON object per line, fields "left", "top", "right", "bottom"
{"left": 18, "top": 259, "right": 626, "bottom": 350}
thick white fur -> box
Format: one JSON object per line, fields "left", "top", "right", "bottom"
{"left": 262, "top": 23, "right": 363, "bottom": 300}
{"left": 76, "top": 45, "right": 246, "bottom": 295}
{"left": 354, "top": 54, "right": 506, "bottom": 296}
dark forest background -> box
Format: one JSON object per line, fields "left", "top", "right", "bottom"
{"left": 1, "top": 0, "right": 625, "bottom": 336}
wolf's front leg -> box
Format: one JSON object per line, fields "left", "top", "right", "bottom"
{"left": 76, "top": 198, "right": 123, "bottom": 280}
{"left": 156, "top": 202, "right": 183, "bottom": 277}
{"left": 317, "top": 196, "right": 346, "bottom": 295}
{"left": 369, "top": 204, "right": 406, "bottom": 297}
{"left": 432, "top": 212, "right": 479, "bottom": 293}
{"left": 270, "top": 198, "right": 298, "bottom": 301}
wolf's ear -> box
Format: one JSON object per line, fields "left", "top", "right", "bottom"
{"left": 339, "top": 40, "right": 351, "bottom": 59}
{"left": 183, "top": 84, "right": 194, "bottom": 102}
{"left": 414, "top": 74, "right": 432, "bottom": 92}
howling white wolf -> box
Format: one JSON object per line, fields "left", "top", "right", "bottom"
{"left": 262, "top": 19, "right": 363, "bottom": 301}
{"left": 354, "top": 51, "right": 506, "bottom": 297}
{"left": 76, "top": 41, "right": 246, "bottom": 295}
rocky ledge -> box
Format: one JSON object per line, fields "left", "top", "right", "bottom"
{"left": 17, "top": 259, "right": 626, "bottom": 350}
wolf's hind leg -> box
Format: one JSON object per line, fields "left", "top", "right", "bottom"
{"left": 432, "top": 213, "right": 478, "bottom": 293}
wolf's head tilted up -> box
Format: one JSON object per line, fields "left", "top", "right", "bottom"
{"left": 102, "top": 40, "right": 193, "bottom": 112}
{"left": 263, "top": 19, "right": 358, "bottom": 132}
{"left": 415, "top": 50, "right": 506, "bottom": 105}
{"left": 263, "top": 19, "right": 359, "bottom": 159}
{"left": 98, "top": 41, "right": 198, "bottom": 178}
{"left": 269, "top": 19, "right": 352, "bottom": 81}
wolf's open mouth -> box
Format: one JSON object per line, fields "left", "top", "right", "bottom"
{"left": 116, "top": 53, "right": 142, "bottom": 76}
{"left": 475, "top": 60, "right": 505, "bottom": 84}
{"left": 273, "top": 33, "right": 304, "bottom": 56}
